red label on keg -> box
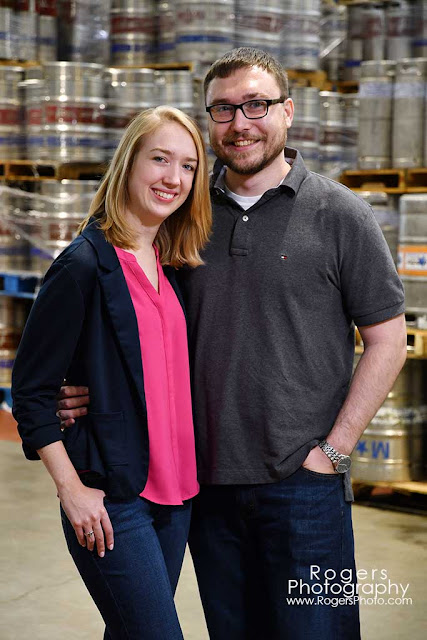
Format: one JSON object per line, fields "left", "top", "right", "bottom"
{"left": 48, "top": 222, "right": 79, "bottom": 242}
{"left": 177, "top": 9, "right": 205, "bottom": 22}
{"left": 364, "top": 16, "right": 384, "bottom": 38}
{"left": 15, "top": 0, "right": 30, "bottom": 11}
{"left": 237, "top": 14, "right": 284, "bottom": 34}
{"left": 27, "top": 106, "right": 42, "bottom": 125}
{"left": 111, "top": 16, "right": 155, "bottom": 35}
{"left": 36, "top": 0, "right": 57, "bottom": 17}
{"left": 320, "top": 130, "right": 343, "bottom": 146}
{"left": 45, "top": 104, "right": 104, "bottom": 126}
{"left": 387, "top": 16, "right": 413, "bottom": 37}
{"left": 0, "top": 107, "right": 21, "bottom": 126}
{"left": 290, "top": 125, "right": 318, "bottom": 143}
{"left": 105, "top": 112, "right": 137, "bottom": 129}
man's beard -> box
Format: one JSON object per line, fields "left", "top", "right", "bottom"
{"left": 210, "top": 128, "right": 288, "bottom": 175}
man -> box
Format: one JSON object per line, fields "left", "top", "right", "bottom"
{"left": 57, "top": 49, "right": 406, "bottom": 639}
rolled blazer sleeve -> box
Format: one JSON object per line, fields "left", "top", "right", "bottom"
{"left": 12, "top": 261, "right": 86, "bottom": 459}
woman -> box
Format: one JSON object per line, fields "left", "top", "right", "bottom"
{"left": 12, "top": 106, "right": 212, "bottom": 639}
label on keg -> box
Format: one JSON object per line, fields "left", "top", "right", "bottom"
{"left": 359, "top": 82, "right": 393, "bottom": 98}
{"left": 36, "top": 0, "right": 57, "bottom": 16}
{"left": 0, "top": 107, "right": 21, "bottom": 126}
{"left": 44, "top": 105, "right": 104, "bottom": 126}
{"left": 387, "top": 15, "right": 413, "bottom": 37}
{"left": 105, "top": 112, "right": 137, "bottom": 129}
{"left": 26, "top": 107, "right": 42, "bottom": 126}
{"left": 320, "top": 130, "right": 344, "bottom": 146}
{"left": 398, "top": 245, "right": 427, "bottom": 276}
{"left": 394, "top": 82, "right": 425, "bottom": 99}
{"left": 290, "top": 124, "right": 319, "bottom": 143}
{"left": 15, "top": 0, "right": 31, "bottom": 11}
{"left": 111, "top": 16, "right": 155, "bottom": 35}
{"left": 236, "top": 13, "right": 285, "bottom": 34}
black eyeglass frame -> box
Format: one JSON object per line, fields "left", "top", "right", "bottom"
{"left": 205, "top": 97, "right": 286, "bottom": 123}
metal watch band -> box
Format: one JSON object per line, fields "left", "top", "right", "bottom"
{"left": 318, "top": 439, "right": 346, "bottom": 464}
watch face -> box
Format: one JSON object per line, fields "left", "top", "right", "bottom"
{"left": 336, "top": 457, "right": 352, "bottom": 473}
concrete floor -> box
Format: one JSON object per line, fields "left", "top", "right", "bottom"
{"left": 1, "top": 419, "right": 426, "bottom": 639}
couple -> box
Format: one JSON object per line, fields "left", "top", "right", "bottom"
{"left": 13, "top": 48, "right": 406, "bottom": 640}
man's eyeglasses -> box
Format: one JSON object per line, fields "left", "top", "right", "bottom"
{"left": 205, "top": 98, "right": 286, "bottom": 123}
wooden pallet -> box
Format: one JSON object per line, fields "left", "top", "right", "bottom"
{"left": 355, "top": 326, "right": 427, "bottom": 359}
{"left": 287, "top": 69, "right": 328, "bottom": 90}
{"left": 406, "top": 168, "right": 427, "bottom": 193}
{"left": 111, "top": 62, "right": 194, "bottom": 72}
{"left": 353, "top": 480, "right": 427, "bottom": 498}
{"left": 340, "top": 169, "right": 406, "bottom": 193}
{"left": 0, "top": 59, "right": 39, "bottom": 67}
{"left": 335, "top": 81, "right": 359, "bottom": 93}
{"left": 0, "top": 160, "right": 106, "bottom": 181}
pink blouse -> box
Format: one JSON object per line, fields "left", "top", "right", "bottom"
{"left": 114, "top": 246, "right": 199, "bottom": 505}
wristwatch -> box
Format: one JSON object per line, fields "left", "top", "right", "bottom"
{"left": 318, "top": 440, "right": 352, "bottom": 473}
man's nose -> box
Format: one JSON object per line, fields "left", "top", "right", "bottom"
{"left": 230, "top": 107, "right": 251, "bottom": 132}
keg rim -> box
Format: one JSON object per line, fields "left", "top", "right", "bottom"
{"left": 43, "top": 96, "right": 106, "bottom": 105}
{"left": 42, "top": 62, "right": 104, "bottom": 72}
{"left": 0, "top": 66, "right": 26, "bottom": 73}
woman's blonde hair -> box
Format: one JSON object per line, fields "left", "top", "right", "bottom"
{"left": 79, "top": 106, "right": 212, "bottom": 268}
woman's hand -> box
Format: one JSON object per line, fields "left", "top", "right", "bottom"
{"left": 56, "top": 386, "right": 90, "bottom": 428}
{"left": 59, "top": 481, "right": 114, "bottom": 557}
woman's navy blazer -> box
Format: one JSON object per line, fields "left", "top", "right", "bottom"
{"left": 12, "top": 220, "right": 186, "bottom": 499}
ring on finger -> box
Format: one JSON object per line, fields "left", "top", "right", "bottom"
{"left": 84, "top": 530, "right": 95, "bottom": 538}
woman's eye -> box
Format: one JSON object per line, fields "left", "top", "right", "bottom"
{"left": 153, "top": 156, "right": 167, "bottom": 163}
{"left": 183, "top": 164, "right": 195, "bottom": 172}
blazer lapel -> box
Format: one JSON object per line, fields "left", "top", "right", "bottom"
{"left": 99, "top": 268, "right": 146, "bottom": 409}
{"left": 82, "top": 221, "right": 146, "bottom": 408}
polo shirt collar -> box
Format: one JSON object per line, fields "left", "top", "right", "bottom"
{"left": 211, "top": 146, "right": 308, "bottom": 197}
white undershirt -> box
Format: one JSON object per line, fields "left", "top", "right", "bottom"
{"left": 223, "top": 184, "right": 263, "bottom": 210}
{"left": 221, "top": 161, "right": 292, "bottom": 210}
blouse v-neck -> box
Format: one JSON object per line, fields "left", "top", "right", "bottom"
{"left": 114, "top": 245, "right": 161, "bottom": 299}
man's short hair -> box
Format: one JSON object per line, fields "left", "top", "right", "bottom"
{"left": 204, "top": 47, "right": 289, "bottom": 101}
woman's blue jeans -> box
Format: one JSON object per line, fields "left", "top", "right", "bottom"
{"left": 61, "top": 496, "right": 191, "bottom": 639}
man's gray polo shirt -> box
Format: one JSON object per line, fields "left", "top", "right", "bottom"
{"left": 178, "top": 148, "right": 405, "bottom": 499}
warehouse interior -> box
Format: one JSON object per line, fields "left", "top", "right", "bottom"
{"left": 0, "top": 0, "right": 426, "bottom": 638}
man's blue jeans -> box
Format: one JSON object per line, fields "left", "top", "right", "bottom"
{"left": 189, "top": 467, "right": 360, "bottom": 640}
{"left": 61, "top": 496, "right": 191, "bottom": 639}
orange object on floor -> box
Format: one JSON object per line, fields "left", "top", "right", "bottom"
{"left": 0, "top": 409, "right": 20, "bottom": 442}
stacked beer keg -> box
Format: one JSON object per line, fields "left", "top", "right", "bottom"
{"left": 156, "top": 0, "right": 176, "bottom": 63}
{"left": 352, "top": 357, "right": 426, "bottom": 483}
{"left": 104, "top": 67, "right": 157, "bottom": 160}
{"left": 288, "top": 87, "right": 320, "bottom": 171}
{"left": 358, "top": 58, "right": 427, "bottom": 169}
{"left": 320, "top": 2, "right": 347, "bottom": 83}
{"left": 236, "top": 0, "right": 284, "bottom": 61}
{"left": 398, "top": 195, "right": 427, "bottom": 321}
{"left": 110, "top": 0, "right": 156, "bottom": 66}
{"left": 359, "top": 191, "right": 399, "bottom": 265}
{"left": 281, "top": 0, "right": 321, "bottom": 70}
{"left": 175, "top": 0, "right": 235, "bottom": 74}
{"left": 58, "top": 0, "right": 111, "bottom": 65}
{"left": 0, "top": 67, "right": 25, "bottom": 161}
{"left": 39, "top": 62, "right": 105, "bottom": 163}
{"left": 358, "top": 60, "right": 396, "bottom": 169}
{"left": 28, "top": 180, "right": 98, "bottom": 273}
